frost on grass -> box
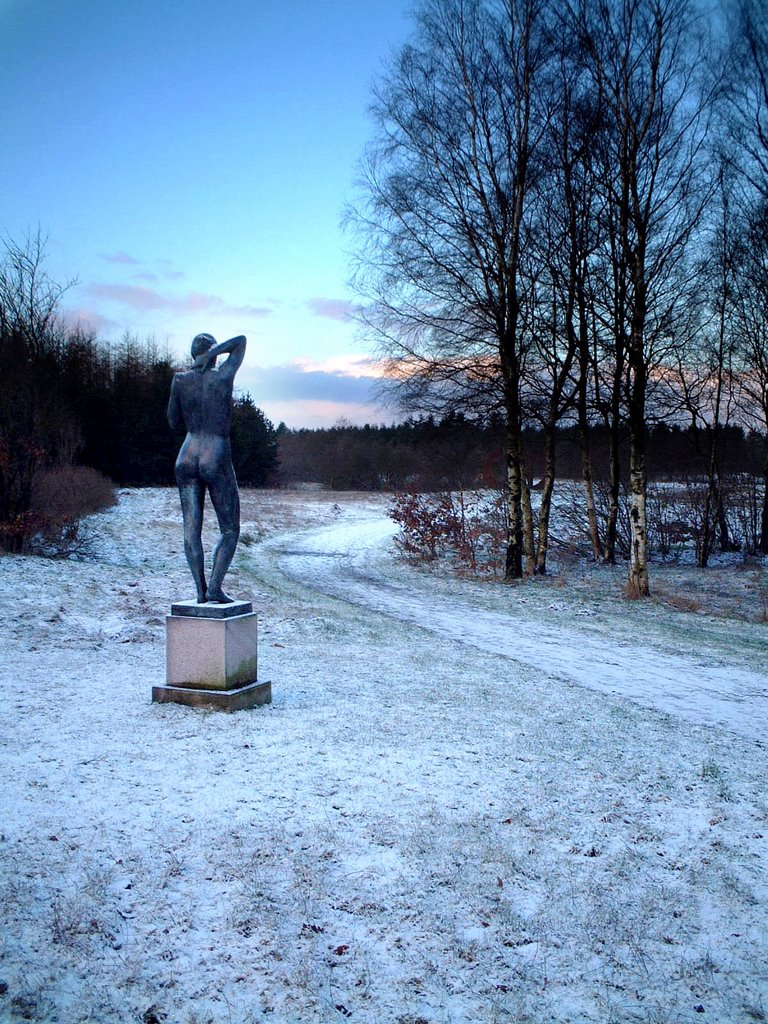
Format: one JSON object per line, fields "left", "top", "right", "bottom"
{"left": 0, "top": 488, "right": 766, "bottom": 1023}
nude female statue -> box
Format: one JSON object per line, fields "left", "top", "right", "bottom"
{"left": 167, "top": 333, "right": 246, "bottom": 603}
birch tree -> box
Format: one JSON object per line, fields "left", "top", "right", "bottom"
{"left": 671, "top": 168, "right": 738, "bottom": 565}
{"left": 523, "top": 40, "right": 603, "bottom": 573}
{"left": 724, "top": 0, "right": 768, "bottom": 551}
{"left": 574, "top": 0, "right": 714, "bottom": 594}
{"left": 350, "top": 0, "right": 554, "bottom": 579}
{"left": 732, "top": 201, "right": 768, "bottom": 552}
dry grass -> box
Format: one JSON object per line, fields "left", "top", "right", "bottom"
{"left": 656, "top": 591, "right": 703, "bottom": 614}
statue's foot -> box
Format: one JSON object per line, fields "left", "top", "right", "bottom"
{"left": 196, "top": 588, "right": 207, "bottom": 604}
{"left": 205, "top": 588, "right": 234, "bottom": 604}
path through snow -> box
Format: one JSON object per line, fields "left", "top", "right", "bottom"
{"left": 275, "top": 510, "right": 768, "bottom": 744}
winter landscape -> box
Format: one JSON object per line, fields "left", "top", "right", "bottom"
{"left": 1, "top": 487, "right": 766, "bottom": 1024}
{"left": 3, "top": 0, "right": 768, "bottom": 1017}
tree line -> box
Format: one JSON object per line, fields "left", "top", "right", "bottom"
{"left": 279, "top": 415, "right": 768, "bottom": 493}
{"left": 348, "top": 0, "right": 768, "bottom": 588}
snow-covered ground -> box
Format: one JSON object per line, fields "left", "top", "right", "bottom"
{"left": 1, "top": 488, "right": 766, "bottom": 1023}
{"left": 278, "top": 515, "right": 768, "bottom": 743}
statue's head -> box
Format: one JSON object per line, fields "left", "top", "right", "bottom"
{"left": 191, "top": 333, "right": 216, "bottom": 359}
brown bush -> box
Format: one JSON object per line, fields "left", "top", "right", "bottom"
{"left": 663, "top": 593, "right": 703, "bottom": 614}
{"left": 388, "top": 488, "right": 507, "bottom": 575}
{"left": 27, "top": 465, "right": 116, "bottom": 556}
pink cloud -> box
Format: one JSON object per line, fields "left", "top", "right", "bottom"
{"left": 293, "top": 355, "right": 384, "bottom": 378}
{"left": 63, "top": 305, "right": 121, "bottom": 336}
{"left": 229, "top": 302, "right": 273, "bottom": 318}
{"left": 100, "top": 251, "right": 141, "bottom": 265}
{"left": 134, "top": 272, "right": 159, "bottom": 283}
{"left": 86, "top": 282, "right": 273, "bottom": 318}
{"left": 258, "top": 399, "right": 388, "bottom": 430}
{"left": 89, "top": 283, "right": 169, "bottom": 309}
{"left": 307, "top": 297, "right": 355, "bottom": 322}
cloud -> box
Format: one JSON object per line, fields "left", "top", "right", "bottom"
{"left": 88, "top": 283, "right": 169, "bottom": 310}
{"left": 238, "top": 361, "right": 391, "bottom": 427}
{"left": 259, "top": 399, "right": 389, "bottom": 429}
{"left": 63, "top": 305, "right": 122, "bottom": 336}
{"left": 153, "top": 261, "right": 184, "bottom": 278}
{"left": 86, "top": 282, "right": 273, "bottom": 319}
{"left": 306, "top": 297, "right": 356, "bottom": 322}
{"left": 239, "top": 361, "right": 386, "bottom": 408}
{"left": 99, "top": 253, "right": 183, "bottom": 281}
{"left": 100, "top": 251, "right": 141, "bottom": 265}
{"left": 293, "top": 354, "right": 385, "bottom": 378}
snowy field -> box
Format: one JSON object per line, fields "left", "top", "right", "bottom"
{"left": 0, "top": 487, "right": 767, "bottom": 1024}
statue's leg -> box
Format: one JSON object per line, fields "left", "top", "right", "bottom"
{"left": 206, "top": 462, "right": 240, "bottom": 603}
{"left": 178, "top": 479, "right": 207, "bottom": 603}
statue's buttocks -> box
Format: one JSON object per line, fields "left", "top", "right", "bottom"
{"left": 168, "top": 333, "right": 246, "bottom": 604}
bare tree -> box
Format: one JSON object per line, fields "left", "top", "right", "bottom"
{"left": 731, "top": 200, "right": 768, "bottom": 551}
{"left": 530, "top": 26, "right": 604, "bottom": 569}
{"left": 573, "top": 0, "right": 714, "bottom": 594}
{"left": 669, "top": 168, "right": 740, "bottom": 564}
{"left": 350, "top": 0, "right": 555, "bottom": 579}
{"left": 0, "top": 233, "right": 78, "bottom": 550}
{"left": 720, "top": 0, "right": 768, "bottom": 551}
{"left": 725, "top": 0, "right": 768, "bottom": 201}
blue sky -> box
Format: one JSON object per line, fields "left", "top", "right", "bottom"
{"left": 0, "top": 0, "right": 412, "bottom": 427}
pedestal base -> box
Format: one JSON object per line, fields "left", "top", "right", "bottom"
{"left": 155, "top": 600, "right": 271, "bottom": 712}
{"left": 170, "top": 599, "right": 253, "bottom": 619}
{"left": 152, "top": 679, "right": 272, "bottom": 712}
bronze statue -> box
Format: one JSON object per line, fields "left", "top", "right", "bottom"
{"left": 168, "top": 333, "right": 246, "bottom": 603}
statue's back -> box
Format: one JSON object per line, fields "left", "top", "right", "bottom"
{"left": 173, "top": 369, "right": 233, "bottom": 437}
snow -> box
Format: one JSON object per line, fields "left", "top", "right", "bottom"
{"left": 279, "top": 516, "right": 768, "bottom": 742}
{"left": 0, "top": 487, "right": 767, "bottom": 1023}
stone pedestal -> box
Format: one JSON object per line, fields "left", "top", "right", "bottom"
{"left": 152, "top": 600, "right": 271, "bottom": 711}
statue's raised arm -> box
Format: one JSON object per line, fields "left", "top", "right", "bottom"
{"left": 169, "top": 332, "right": 247, "bottom": 604}
{"left": 193, "top": 334, "right": 246, "bottom": 380}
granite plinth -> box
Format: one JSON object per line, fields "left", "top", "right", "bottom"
{"left": 152, "top": 679, "right": 271, "bottom": 712}
{"left": 156, "top": 598, "right": 270, "bottom": 711}
{"left": 171, "top": 599, "right": 253, "bottom": 619}
{"left": 165, "top": 610, "right": 257, "bottom": 690}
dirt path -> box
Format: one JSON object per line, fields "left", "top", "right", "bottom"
{"left": 272, "top": 511, "right": 768, "bottom": 744}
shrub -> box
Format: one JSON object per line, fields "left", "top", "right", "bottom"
{"left": 25, "top": 465, "right": 116, "bottom": 556}
{"left": 388, "top": 488, "right": 507, "bottom": 574}
{"left": 388, "top": 491, "right": 459, "bottom": 561}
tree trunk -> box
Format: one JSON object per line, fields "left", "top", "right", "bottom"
{"left": 521, "top": 455, "right": 535, "bottom": 576}
{"left": 535, "top": 424, "right": 557, "bottom": 574}
{"left": 716, "top": 486, "right": 731, "bottom": 552}
{"left": 604, "top": 408, "right": 621, "bottom": 564}
{"left": 761, "top": 448, "right": 768, "bottom": 555}
{"left": 504, "top": 426, "right": 525, "bottom": 580}
{"left": 700, "top": 275, "right": 728, "bottom": 567}
{"left": 627, "top": 428, "right": 649, "bottom": 595}
{"left": 578, "top": 382, "right": 601, "bottom": 561}
{"left": 700, "top": 479, "right": 714, "bottom": 568}
{"left": 699, "top": 425, "right": 720, "bottom": 568}
{"left": 627, "top": 325, "right": 650, "bottom": 596}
